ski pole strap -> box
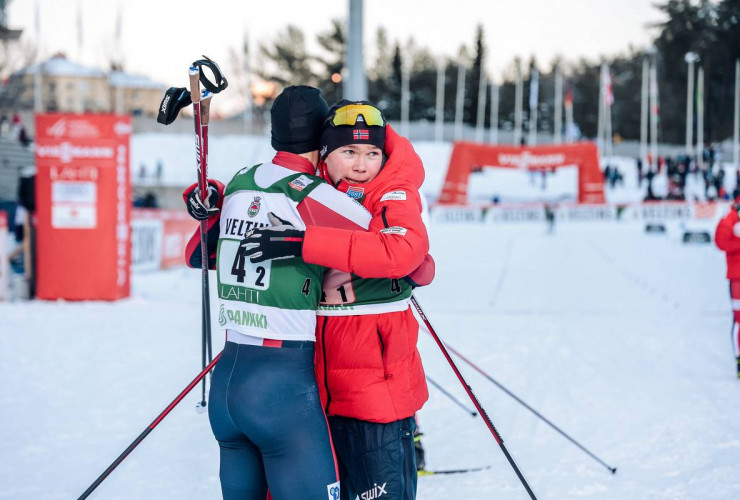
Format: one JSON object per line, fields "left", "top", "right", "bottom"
{"left": 191, "top": 55, "right": 228, "bottom": 94}
{"left": 157, "top": 87, "right": 192, "bottom": 125}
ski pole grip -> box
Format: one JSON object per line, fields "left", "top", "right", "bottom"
{"left": 189, "top": 67, "right": 201, "bottom": 104}
{"left": 200, "top": 91, "right": 212, "bottom": 126}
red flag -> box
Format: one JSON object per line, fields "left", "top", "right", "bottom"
{"left": 564, "top": 84, "right": 573, "bottom": 108}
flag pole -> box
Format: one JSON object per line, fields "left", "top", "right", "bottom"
{"left": 696, "top": 66, "right": 704, "bottom": 170}
{"left": 554, "top": 65, "right": 563, "bottom": 145}
{"left": 454, "top": 58, "right": 466, "bottom": 141}
{"left": 649, "top": 59, "right": 659, "bottom": 172}
{"left": 435, "top": 57, "right": 445, "bottom": 142}
{"left": 597, "top": 63, "right": 605, "bottom": 156}
{"left": 528, "top": 66, "right": 539, "bottom": 146}
{"left": 475, "top": 65, "right": 487, "bottom": 143}
{"left": 513, "top": 58, "right": 522, "bottom": 146}
{"left": 640, "top": 56, "right": 649, "bottom": 169}
{"left": 489, "top": 78, "right": 499, "bottom": 145}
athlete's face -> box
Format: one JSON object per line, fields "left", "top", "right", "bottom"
{"left": 325, "top": 144, "right": 383, "bottom": 185}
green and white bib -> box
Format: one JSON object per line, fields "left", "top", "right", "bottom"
{"left": 216, "top": 163, "right": 325, "bottom": 341}
{"left": 317, "top": 270, "right": 412, "bottom": 316}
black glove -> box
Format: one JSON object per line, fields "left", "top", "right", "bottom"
{"left": 185, "top": 185, "right": 220, "bottom": 220}
{"left": 242, "top": 212, "right": 305, "bottom": 263}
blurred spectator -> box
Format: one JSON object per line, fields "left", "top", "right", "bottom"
{"left": 544, "top": 203, "right": 555, "bottom": 234}
{"left": 10, "top": 114, "right": 32, "bottom": 147}
{"left": 133, "top": 192, "right": 159, "bottom": 208}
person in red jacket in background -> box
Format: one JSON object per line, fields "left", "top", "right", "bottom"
{"left": 714, "top": 201, "right": 740, "bottom": 378}
{"left": 244, "top": 101, "right": 432, "bottom": 500}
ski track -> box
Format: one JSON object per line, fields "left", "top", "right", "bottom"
{"left": 2, "top": 222, "right": 740, "bottom": 499}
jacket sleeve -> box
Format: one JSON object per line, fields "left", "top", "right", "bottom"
{"left": 302, "top": 183, "right": 429, "bottom": 279}
{"left": 715, "top": 209, "right": 740, "bottom": 253}
{"left": 184, "top": 217, "right": 219, "bottom": 269}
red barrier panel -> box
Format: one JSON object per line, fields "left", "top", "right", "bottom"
{"left": 438, "top": 142, "right": 605, "bottom": 204}
{"left": 131, "top": 209, "right": 198, "bottom": 270}
{"left": 35, "top": 114, "right": 132, "bottom": 300}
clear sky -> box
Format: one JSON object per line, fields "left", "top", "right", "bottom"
{"left": 7, "top": 0, "right": 666, "bottom": 114}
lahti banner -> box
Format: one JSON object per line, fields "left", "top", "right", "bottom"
{"left": 35, "top": 114, "right": 132, "bottom": 300}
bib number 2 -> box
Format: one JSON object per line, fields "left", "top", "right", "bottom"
{"left": 219, "top": 239, "right": 271, "bottom": 290}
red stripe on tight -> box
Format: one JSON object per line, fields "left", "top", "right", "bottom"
{"left": 283, "top": 237, "right": 304, "bottom": 242}
{"left": 262, "top": 339, "right": 283, "bottom": 348}
{"left": 321, "top": 410, "right": 340, "bottom": 481}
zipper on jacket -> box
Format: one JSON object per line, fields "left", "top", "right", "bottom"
{"left": 320, "top": 318, "right": 332, "bottom": 413}
{"left": 381, "top": 206, "right": 389, "bottom": 228}
{"left": 377, "top": 330, "right": 389, "bottom": 379}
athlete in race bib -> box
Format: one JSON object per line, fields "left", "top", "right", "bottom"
{"left": 183, "top": 87, "right": 372, "bottom": 500}
{"left": 244, "top": 101, "right": 434, "bottom": 500}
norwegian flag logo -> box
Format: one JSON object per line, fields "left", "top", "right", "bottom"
{"left": 353, "top": 129, "right": 369, "bottom": 140}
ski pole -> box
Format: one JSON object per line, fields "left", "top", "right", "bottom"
{"left": 189, "top": 64, "right": 214, "bottom": 410}
{"left": 426, "top": 376, "right": 477, "bottom": 417}
{"left": 411, "top": 296, "right": 538, "bottom": 500}
{"left": 156, "top": 56, "right": 227, "bottom": 412}
{"left": 77, "top": 351, "right": 223, "bottom": 500}
{"left": 440, "top": 338, "right": 618, "bottom": 474}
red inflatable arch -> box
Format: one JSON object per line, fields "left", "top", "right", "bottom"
{"left": 438, "top": 142, "right": 605, "bottom": 204}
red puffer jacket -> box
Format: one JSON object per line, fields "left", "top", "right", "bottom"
{"left": 715, "top": 207, "right": 740, "bottom": 279}
{"left": 305, "top": 125, "right": 430, "bottom": 423}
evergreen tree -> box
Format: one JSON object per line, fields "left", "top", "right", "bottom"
{"left": 609, "top": 48, "right": 647, "bottom": 141}
{"left": 368, "top": 28, "right": 394, "bottom": 114}
{"left": 653, "top": 0, "right": 714, "bottom": 143}
{"left": 571, "top": 58, "right": 601, "bottom": 138}
{"left": 408, "top": 46, "right": 438, "bottom": 121}
{"left": 525, "top": 56, "right": 539, "bottom": 134}
{"left": 468, "top": 25, "right": 485, "bottom": 126}
{"left": 315, "top": 18, "right": 345, "bottom": 104}
{"left": 381, "top": 42, "right": 403, "bottom": 120}
{"left": 257, "top": 25, "right": 316, "bottom": 88}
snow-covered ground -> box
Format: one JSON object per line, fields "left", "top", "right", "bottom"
{"left": 2, "top": 218, "right": 739, "bottom": 499}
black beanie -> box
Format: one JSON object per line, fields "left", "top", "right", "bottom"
{"left": 271, "top": 86, "right": 330, "bottom": 154}
{"left": 320, "top": 100, "right": 386, "bottom": 160}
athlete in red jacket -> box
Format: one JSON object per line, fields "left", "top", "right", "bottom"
{"left": 714, "top": 203, "right": 740, "bottom": 377}
{"left": 245, "top": 101, "right": 431, "bottom": 500}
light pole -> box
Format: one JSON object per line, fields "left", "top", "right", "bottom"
{"left": 684, "top": 52, "right": 699, "bottom": 159}
{"left": 345, "top": 0, "right": 367, "bottom": 100}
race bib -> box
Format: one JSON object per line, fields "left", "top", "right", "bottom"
{"left": 218, "top": 239, "right": 272, "bottom": 290}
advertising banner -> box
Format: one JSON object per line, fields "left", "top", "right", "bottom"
{"left": 35, "top": 114, "right": 132, "bottom": 300}
{"left": 431, "top": 202, "right": 729, "bottom": 224}
{"left": 438, "top": 142, "right": 605, "bottom": 205}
